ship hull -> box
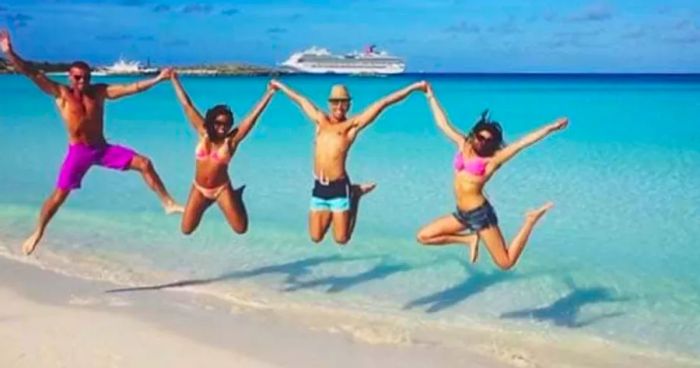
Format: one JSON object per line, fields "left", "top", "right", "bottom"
{"left": 282, "top": 64, "right": 405, "bottom": 74}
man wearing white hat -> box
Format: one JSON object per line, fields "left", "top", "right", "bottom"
{"left": 271, "top": 79, "right": 426, "bottom": 245}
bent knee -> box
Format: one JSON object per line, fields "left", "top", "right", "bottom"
{"left": 334, "top": 236, "right": 350, "bottom": 245}
{"left": 494, "top": 259, "right": 514, "bottom": 271}
{"left": 132, "top": 156, "right": 153, "bottom": 171}
{"left": 416, "top": 231, "right": 431, "bottom": 245}
{"left": 181, "top": 223, "right": 196, "bottom": 235}
{"left": 310, "top": 234, "right": 324, "bottom": 243}
{"left": 232, "top": 223, "right": 248, "bottom": 234}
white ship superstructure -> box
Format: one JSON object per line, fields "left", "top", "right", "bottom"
{"left": 95, "top": 57, "right": 158, "bottom": 75}
{"left": 281, "top": 45, "right": 405, "bottom": 74}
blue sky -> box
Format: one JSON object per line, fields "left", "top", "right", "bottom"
{"left": 1, "top": 0, "right": 699, "bottom": 72}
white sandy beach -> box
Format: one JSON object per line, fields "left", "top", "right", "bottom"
{"left": 0, "top": 255, "right": 506, "bottom": 368}
{"left": 1, "top": 253, "right": 698, "bottom": 368}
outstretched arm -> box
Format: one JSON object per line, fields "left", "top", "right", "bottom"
{"left": 352, "top": 80, "right": 426, "bottom": 131}
{"left": 102, "top": 68, "right": 172, "bottom": 100}
{"left": 491, "top": 117, "right": 568, "bottom": 167}
{"left": 425, "top": 83, "right": 464, "bottom": 144}
{"left": 1, "top": 29, "right": 62, "bottom": 97}
{"left": 169, "top": 71, "right": 205, "bottom": 133}
{"left": 231, "top": 81, "right": 277, "bottom": 143}
{"left": 270, "top": 79, "right": 324, "bottom": 123}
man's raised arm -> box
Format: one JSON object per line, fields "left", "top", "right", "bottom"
{"left": 102, "top": 68, "right": 172, "bottom": 100}
{"left": 1, "top": 29, "right": 62, "bottom": 97}
{"left": 352, "top": 81, "right": 426, "bottom": 131}
{"left": 271, "top": 79, "right": 324, "bottom": 123}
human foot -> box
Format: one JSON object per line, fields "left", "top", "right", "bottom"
{"left": 466, "top": 234, "right": 479, "bottom": 263}
{"left": 234, "top": 185, "right": 246, "bottom": 200}
{"left": 525, "top": 202, "right": 554, "bottom": 223}
{"left": 164, "top": 200, "right": 185, "bottom": 215}
{"left": 352, "top": 182, "right": 376, "bottom": 198}
{"left": 22, "top": 230, "right": 43, "bottom": 255}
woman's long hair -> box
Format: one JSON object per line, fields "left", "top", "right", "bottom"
{"left": 468, "top": 109, "right": 505, "bottom": 157}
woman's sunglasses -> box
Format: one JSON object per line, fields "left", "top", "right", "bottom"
{"left": 474, "top": 132, "right": 493, "bottom": 143}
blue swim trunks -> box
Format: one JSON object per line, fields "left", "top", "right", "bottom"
{"left": 310, "top": 177, "right": 351, "bottom": 212}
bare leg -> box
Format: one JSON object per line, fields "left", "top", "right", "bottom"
{"left": 331, "top": 182, "right": 376, "bottom": 245}
{"left": 309, "top": 211, "right": 332, "bottom": 244}
{"left": 128, "top": 155, "right": 183, "bottom": 214}
{"left": 425, "top": 234, "right": 480, "bottom": 263}
{"left": 181, "top": 186, "right": 214, "bottom": 235}
{"left": 331, "top": 211, "right": 351, "bottom": 245}
{"left": 417, "top": 215, "right": 480, "bottom": 263}
{"left": 216, "top": 184, "right": 248, "bottom": 234}
{"left": 22, "top": 188, "right": 71, "bottom": 255}
{"left": 479, "top": 202, "right": 554, "bottom": 270}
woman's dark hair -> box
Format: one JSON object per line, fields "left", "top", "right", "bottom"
{"left": 468, "top": 109, "right": 505, "bottom": 157}
{"left": 204, "top": 104, "right": 235, "bottom": 141}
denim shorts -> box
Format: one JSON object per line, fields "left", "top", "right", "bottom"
{"left": 453, "top": 201, "right": 498, "bottom": 232}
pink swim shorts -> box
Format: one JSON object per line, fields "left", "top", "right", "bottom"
{"left": 56, "top": 143, "right": 137, "bottom": 190}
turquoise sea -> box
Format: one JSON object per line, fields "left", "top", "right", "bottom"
{"left": 1, "top": 73, "right": 699, "bottom": 359}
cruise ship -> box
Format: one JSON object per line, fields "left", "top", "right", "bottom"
{"left": 45, "top": 57, "right": 158, "bottom": 77}
{"left": 280, "top": 45, "right": 405, "bottom": 75}
{"left": 94, "top": 57, "right": 158, "bottom": 75}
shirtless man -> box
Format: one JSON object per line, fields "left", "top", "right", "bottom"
{"left": 271, "top": 79, "right": 426, "bottom": 245}
{"left": 0, "top": 30, "right": 183, "bottom": 255}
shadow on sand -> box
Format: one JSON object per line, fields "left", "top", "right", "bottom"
{"left": 403, "top": 259, "right": 535, "bottom": 313}
{"left": 106, "top": 254, "right": 379, "bottom": 293}
{"left": 500, "top": 277, "right": 629, "bottom": 328}
{"left": 283, "top": 256, "right": 439, "bottom": 294}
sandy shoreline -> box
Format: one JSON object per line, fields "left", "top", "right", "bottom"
{"left": 1, "top": 253, "right": 698, "bottom": 368}
{"left": 0, "top": 255, "right": 512, "bottom": 368}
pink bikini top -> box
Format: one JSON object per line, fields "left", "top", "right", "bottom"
{"left": 454, "top": 151, "right": 487, "bottom": 177}
{"left": 195, "top": 137, "right": 232, "bottom": 164}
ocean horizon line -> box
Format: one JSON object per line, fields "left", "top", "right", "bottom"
{"left": 4, "top": 72, "right": 699, "bottom": 80}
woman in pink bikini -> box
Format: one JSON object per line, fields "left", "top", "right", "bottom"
{"left": 416, "top": 83, "right": 568, "bottom": 269}
{"left": 169, "top": 72, "right": 276, "bottom": 234}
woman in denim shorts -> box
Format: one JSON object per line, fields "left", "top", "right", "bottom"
{"left": 416, "top": 84, "right": 568, "bottom": 270}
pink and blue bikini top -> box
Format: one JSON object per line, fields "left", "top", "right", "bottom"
{"left": 454, "top": 151, "right": 487, "bottom": 177}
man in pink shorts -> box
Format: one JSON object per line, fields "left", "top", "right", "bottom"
{"left": 1, "top": 30, "right": 184, "bottom": 255}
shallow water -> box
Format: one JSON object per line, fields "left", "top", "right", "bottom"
{"left": 1, "top": 73, "right": 699, "bottom": 358}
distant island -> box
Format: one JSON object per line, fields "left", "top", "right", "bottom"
{"left": 0, "top": 58, "right": 77, "bottom": 74}
{"left": 175, "top": 63, "right": 277, "bottom": 76}
{"left": 0, "top": 57, "right": 278, "bottom": 76}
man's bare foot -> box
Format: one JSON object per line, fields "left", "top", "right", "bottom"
{"left": 22, "top": 230, "right": 42, "bottom": 255}
{"left": 164, "top": 200, "right": 185, "bottom": 215}
{"left": 352, "top": 182, "right": 376, "bottom": 198}
{"left": 526, "top": 202, "right": 554, "bottom": 223}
